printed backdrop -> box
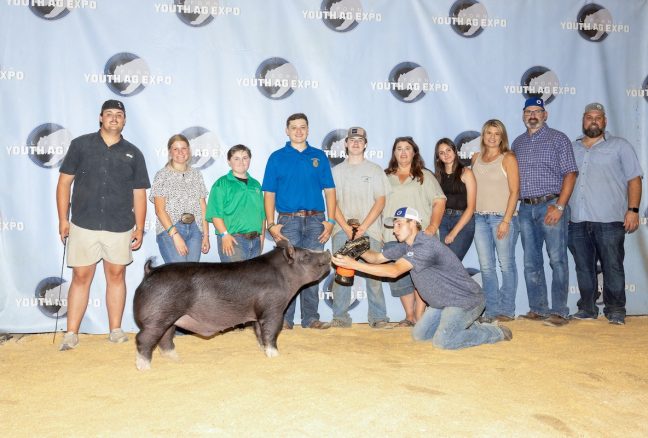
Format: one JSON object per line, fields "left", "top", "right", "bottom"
{"left": 1, "top": 0, "right": 647, "bottom": 333}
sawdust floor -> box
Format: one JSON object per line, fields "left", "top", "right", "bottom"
{"left": 1, "top": 317, "right": 648, "bottom": 437}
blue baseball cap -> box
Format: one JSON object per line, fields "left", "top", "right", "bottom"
{"left": 523, "top": 97, "right": 544, "bottom": 110}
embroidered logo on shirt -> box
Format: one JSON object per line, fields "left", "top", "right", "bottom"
{"left": 125, "top": 153, "right": 133, "bottom": 159}
{"left": 311, "top": 158, "right": 319, "bottom": 168}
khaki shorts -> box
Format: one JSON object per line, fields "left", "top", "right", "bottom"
{"left": 67, "top": 223, "right": 133, "bottom": 267}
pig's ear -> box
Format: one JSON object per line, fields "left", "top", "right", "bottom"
{"left": 277, "top": 239, "right": 295, "bottom": 264}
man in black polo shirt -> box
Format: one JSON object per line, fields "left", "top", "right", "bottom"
{"left": 56, "top": 100, "right": 150, "bottom": 351}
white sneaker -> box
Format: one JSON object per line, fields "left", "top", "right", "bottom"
{"left": 108, "top": 328, "right": 128, "bottom": 344}
{"left": 59, "top": 332, "right": 79, "bottom": 351}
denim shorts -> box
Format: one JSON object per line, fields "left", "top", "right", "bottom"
{"left": 388, "top": 272, "right": 415, "bottom": 297}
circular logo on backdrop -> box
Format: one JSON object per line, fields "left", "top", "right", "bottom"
{"left": 388, "top": 62, "right": 430, "bottom": 103}
{"left": 321, "top": 129, "right": 348, "bottom": 167}
{"left": 454, "top": 131, "right": 481, "bottom": 166}
{"left": 576, "top": 4, "right": 612, "bottom": 42}
{"left": 175, "top": 0, "right": 219, "bottom": 27}
{"left": 449, "top": 0, "right": 488, "bottom": 38}
{"left": 520, "top": 66, "right": 560, "bottom": 105}
{"left": 321, "top": 0, "right": 362, "bottom": 32}
{"left": 322, "top": 272, "right": 361, "bottom": 311}
{"left": 255, "top": 58, "right": 299, "bottom": 100}
{"left": 180, "top": 126, "right": 221, "bottom": 170}
{"left": 26, "top": 124, "right": 72, "bottom": 169}
{"left": 29, "top": 4, "right": 71, "bottom": 20}
{"left": 104, "top": 53, "right": 150, "bottom": 97}
{"left": 642, "top": 75, "right": 648, "bottom": 104}
{"left": 35, "top": 277, "right": 69, "bottom": 318}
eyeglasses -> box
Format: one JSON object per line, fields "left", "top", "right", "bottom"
{"left": 523, "top": 109, "right": 545, "bottom": 116}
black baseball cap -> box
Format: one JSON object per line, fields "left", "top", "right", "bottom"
{"left": 101, "top": 99, "right": 126, "bottom": 114}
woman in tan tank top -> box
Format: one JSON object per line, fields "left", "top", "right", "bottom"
{"left": 471, "top": 119, "right": 520, "bottom": 323}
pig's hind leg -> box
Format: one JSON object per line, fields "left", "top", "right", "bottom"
{"left": 253, "top": 321, "right": 264, "bottom": 351}
{"left": 135, "top": 327, "right": 168, "bottom": 371}
{"left": 157, "top": 325, "right": 179, "bottom": 361}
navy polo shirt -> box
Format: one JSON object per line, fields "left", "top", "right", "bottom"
{"left": 59, "top": 131, "right": 150, "bottom": 232}
{"left": 262, "top": 141, "right": 335, "bottom": 213}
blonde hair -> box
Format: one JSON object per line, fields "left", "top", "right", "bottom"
{"left": 166, "top": 134, "right": 191, "bottom": 168}
{"left": 479, "top": 119, "right": 510, "bottom": 155}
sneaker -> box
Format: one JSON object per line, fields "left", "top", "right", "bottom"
{"left": 326, "top": 319, "right": 352, "bottom": 329}
{"left": 307, "top": 320, "right": 330, "bottom": 330}
{"left": 571, "top": 310, "right": 597, "bottom": 320}
{"left": 608, "top": 314, "right": 625, "bottom": 325}
{"left": 499, "top": 325, "right": 513, "bottom": 341}
{"left": 543, "top": 314, "right": 569, "bottom": 327}
{"left": 59, "top": 332, "right": 79, "bottom": 351}
{"left": 108, "top": 328, "right": 128, "bottom": 343}
{"left": 518, "top": 311, "right": 548, "bottom": 321}
{"left": 369, "top": 320, "right": 392, "bottom": 329}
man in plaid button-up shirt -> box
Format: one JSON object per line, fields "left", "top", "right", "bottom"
{"left": 511, "top": 98, "right": 578, "bottom": 327}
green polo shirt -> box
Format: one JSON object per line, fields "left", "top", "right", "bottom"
{"left": 205, "top": 171, "right": 265, "bottom": 234}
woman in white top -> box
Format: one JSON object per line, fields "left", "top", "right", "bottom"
{"left": 150, "top": 134, "right": 210, "bottom": 263}
{"left": 471, "top": 120, "right": 520, "bottom": 322}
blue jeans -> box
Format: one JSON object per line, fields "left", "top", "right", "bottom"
{"left": 156, "top": 221, "right": 203, "bottom": 264}
{"left": 473, "top": 214, "right": 519, "bottom": 318}
{"left": 278, "top": 213, "right": 326, "bottom": 328}
{"left": 567, "top": 221, "right": 626, "bottom": 318}
{"left": 331, "top": 231, "right": 388, "bottom": 325}
{"left": 412, "top": 304, "right": 505, "bottom": 349}
{"left": 518, "top": 200, "right": 570, "bottom": 317}
{"left": 217, "top": 234, "right": 261, "bottom": 262}
{"left": 438, "top": 212, "right": 475, "bottom": 261}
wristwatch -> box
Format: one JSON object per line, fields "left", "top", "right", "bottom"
{"left": 555, "top": 204, "right": 564, "bottom": 212}
{"left": 628, "top": 207, "right": 639, "bottom": 213}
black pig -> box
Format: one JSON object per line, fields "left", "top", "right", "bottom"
{"left": 133, "top": 240, "right": 331, "bottom": 370}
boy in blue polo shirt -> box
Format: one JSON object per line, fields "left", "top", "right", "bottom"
{"left": 262, "top": 113, "right": 337, "bottom": 330}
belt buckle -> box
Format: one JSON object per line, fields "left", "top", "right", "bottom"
{"left": 180, "top": 213, "right": 195, "bottom": 224}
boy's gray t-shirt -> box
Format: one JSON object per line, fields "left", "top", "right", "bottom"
{"left": 382, "top": 232, "right": 483, "bottom": 311}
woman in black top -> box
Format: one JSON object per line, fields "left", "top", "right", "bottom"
{"left": 434, "top": 138, "right": 476, "bottom": 260}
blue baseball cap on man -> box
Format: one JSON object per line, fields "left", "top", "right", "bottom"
{"left": 523, "top": 97, "right": 544, "bottom": 109}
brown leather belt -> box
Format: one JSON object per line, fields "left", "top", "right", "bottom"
{"left": 278, "top": 210, "right": 323, "bottom": 217}
{"left": 180, "top": 213, "right": 195, "bottom": 224}
{"left": 521, "top": 194, "right": 559, "bottom": 205}
{"left": 233, "top": 231, "right": 259, "bottom": 239}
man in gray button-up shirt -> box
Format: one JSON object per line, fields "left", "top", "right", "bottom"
{"left": 568, "top": 102, "right": 643, "bottom": 325}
